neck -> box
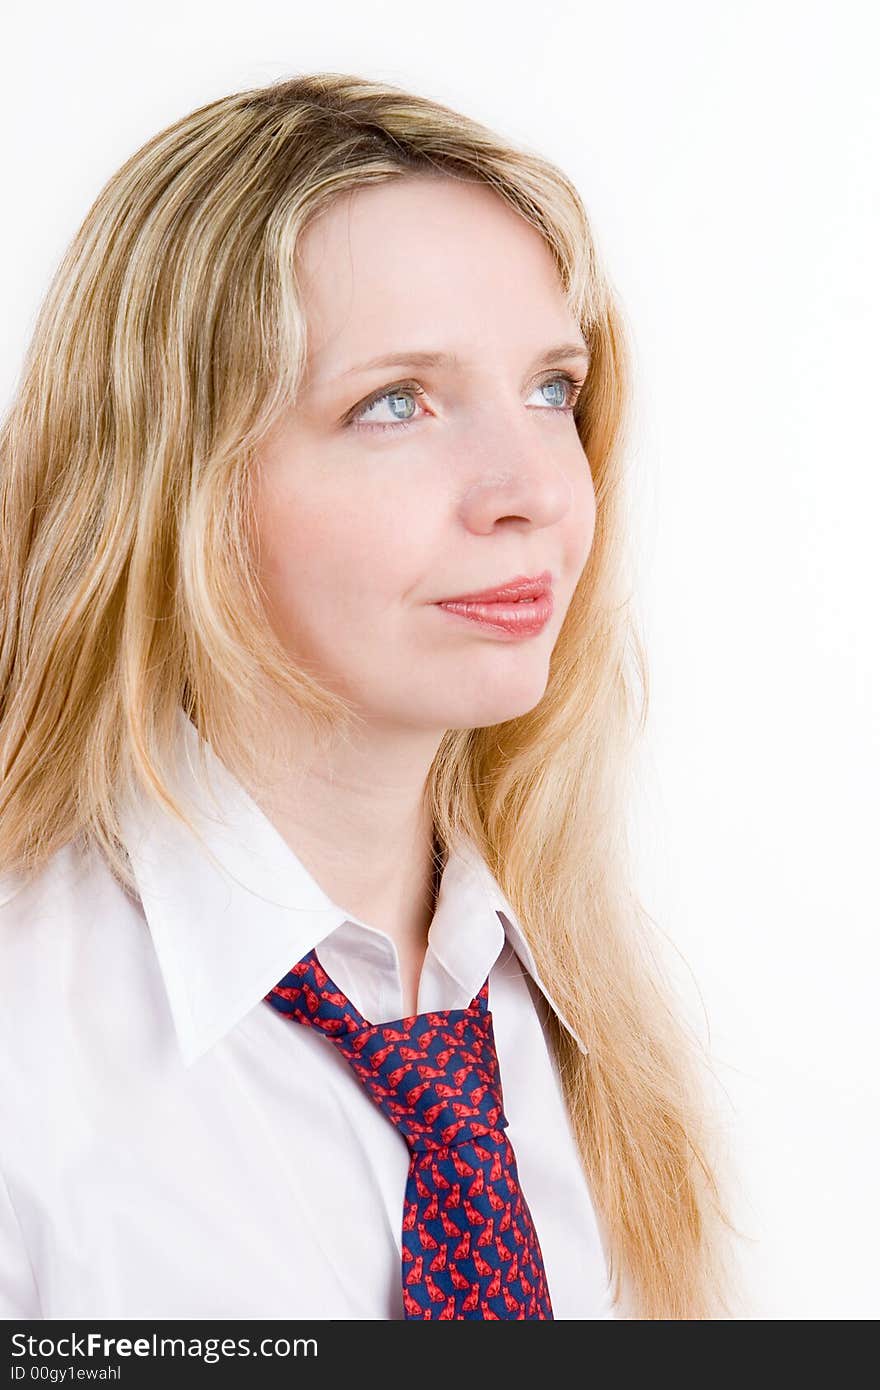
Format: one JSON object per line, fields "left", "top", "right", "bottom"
{"left": 241, "top": 720, "right": 446, "bottom": 970}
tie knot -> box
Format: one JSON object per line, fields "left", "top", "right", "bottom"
{"left": 265, "top": 949, "right": 508, "bottom": 1152}
{"left": 335, "top": 1008, "right": 507, "bottom": 1152}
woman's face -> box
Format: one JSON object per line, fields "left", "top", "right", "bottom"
{"left": 253, "top": 174, "right": 596, "bottom": 733}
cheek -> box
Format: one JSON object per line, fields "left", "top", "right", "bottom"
{"left": 255, "top": 478, "right": 427, "bottom": 622}
{"left": 255, "top": 495, "right": 316, "bottom": 601}
{"left": 584, "top": 477, "right": 598, "bottom": 549}
{"left": 566, "top": 464, "right": 598, "bottom": 569}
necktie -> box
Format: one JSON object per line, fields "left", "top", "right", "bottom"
{"left": 264, "top": 946, "right": 555, "bottom": 1320}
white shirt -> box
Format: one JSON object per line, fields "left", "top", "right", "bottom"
{"left": 0, "top": 711, "right": 615, "bottom": 1320}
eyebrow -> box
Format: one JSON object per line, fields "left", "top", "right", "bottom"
{"left": 327, "top": 341, "right": 591, "bottom": 383}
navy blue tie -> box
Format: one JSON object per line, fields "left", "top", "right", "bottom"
{"left": 264, "top": 946, "right": 554, "bottom": 1319}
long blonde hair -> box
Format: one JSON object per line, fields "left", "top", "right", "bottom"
{"left": 0, "top": 72, "right": 740, "bottom": 1317}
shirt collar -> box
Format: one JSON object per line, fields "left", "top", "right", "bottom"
{"left": 117, "top": 709, "right": 589, "bottom": 1068}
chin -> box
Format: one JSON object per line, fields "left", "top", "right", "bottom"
{"left": 452, "top": 685, "right": 551, "bottom": 730}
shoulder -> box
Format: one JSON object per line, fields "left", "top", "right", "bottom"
{"left": 0, "top": 840, "right": 90, "bottom": 971}
{"left": 0, "top": 839, "right": 153, "bottom": 1080}
{"left": 0, "top": 837, "right": 128, "bottom": 964}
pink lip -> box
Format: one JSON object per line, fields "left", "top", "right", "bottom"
{"left": 435, "top": 570, "right": 553, "bottom": 604}
{"left": 434, "top": 589, "right": 554, "bottom": 638}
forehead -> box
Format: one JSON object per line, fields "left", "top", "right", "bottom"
{"left": 296, "top": 175, "right": 579, "bottom": 372}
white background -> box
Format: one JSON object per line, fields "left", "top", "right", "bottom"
{"left": 2, "top": 1, "right": 877, "bottom": 1319}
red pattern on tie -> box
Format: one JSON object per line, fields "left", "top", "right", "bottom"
{"left": 264, "top": 947, "right": 554, "bottom": 1319}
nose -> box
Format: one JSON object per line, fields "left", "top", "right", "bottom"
{"left": 456, "top": 412, "right": 575, "bottom": 533}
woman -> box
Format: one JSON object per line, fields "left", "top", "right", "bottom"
{"left": 0, "top": 72, "right": 737, "bottom": 1319}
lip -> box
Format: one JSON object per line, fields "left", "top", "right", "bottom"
{"left": 434, "top": 589, "right": 554, "bottom": 638}
{"left": 434, "top": 570, "right": 553, "bottom": 604}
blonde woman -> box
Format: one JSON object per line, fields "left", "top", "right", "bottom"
{"left": 0, "top": 73, "right": 737, "bottom": 1320}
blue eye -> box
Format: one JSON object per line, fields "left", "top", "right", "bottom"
{"left": 347, "top": 373, "right": 585, "bottom": 434}
{"left": 353, "top": 383, "right": 428, "bottom": 431}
